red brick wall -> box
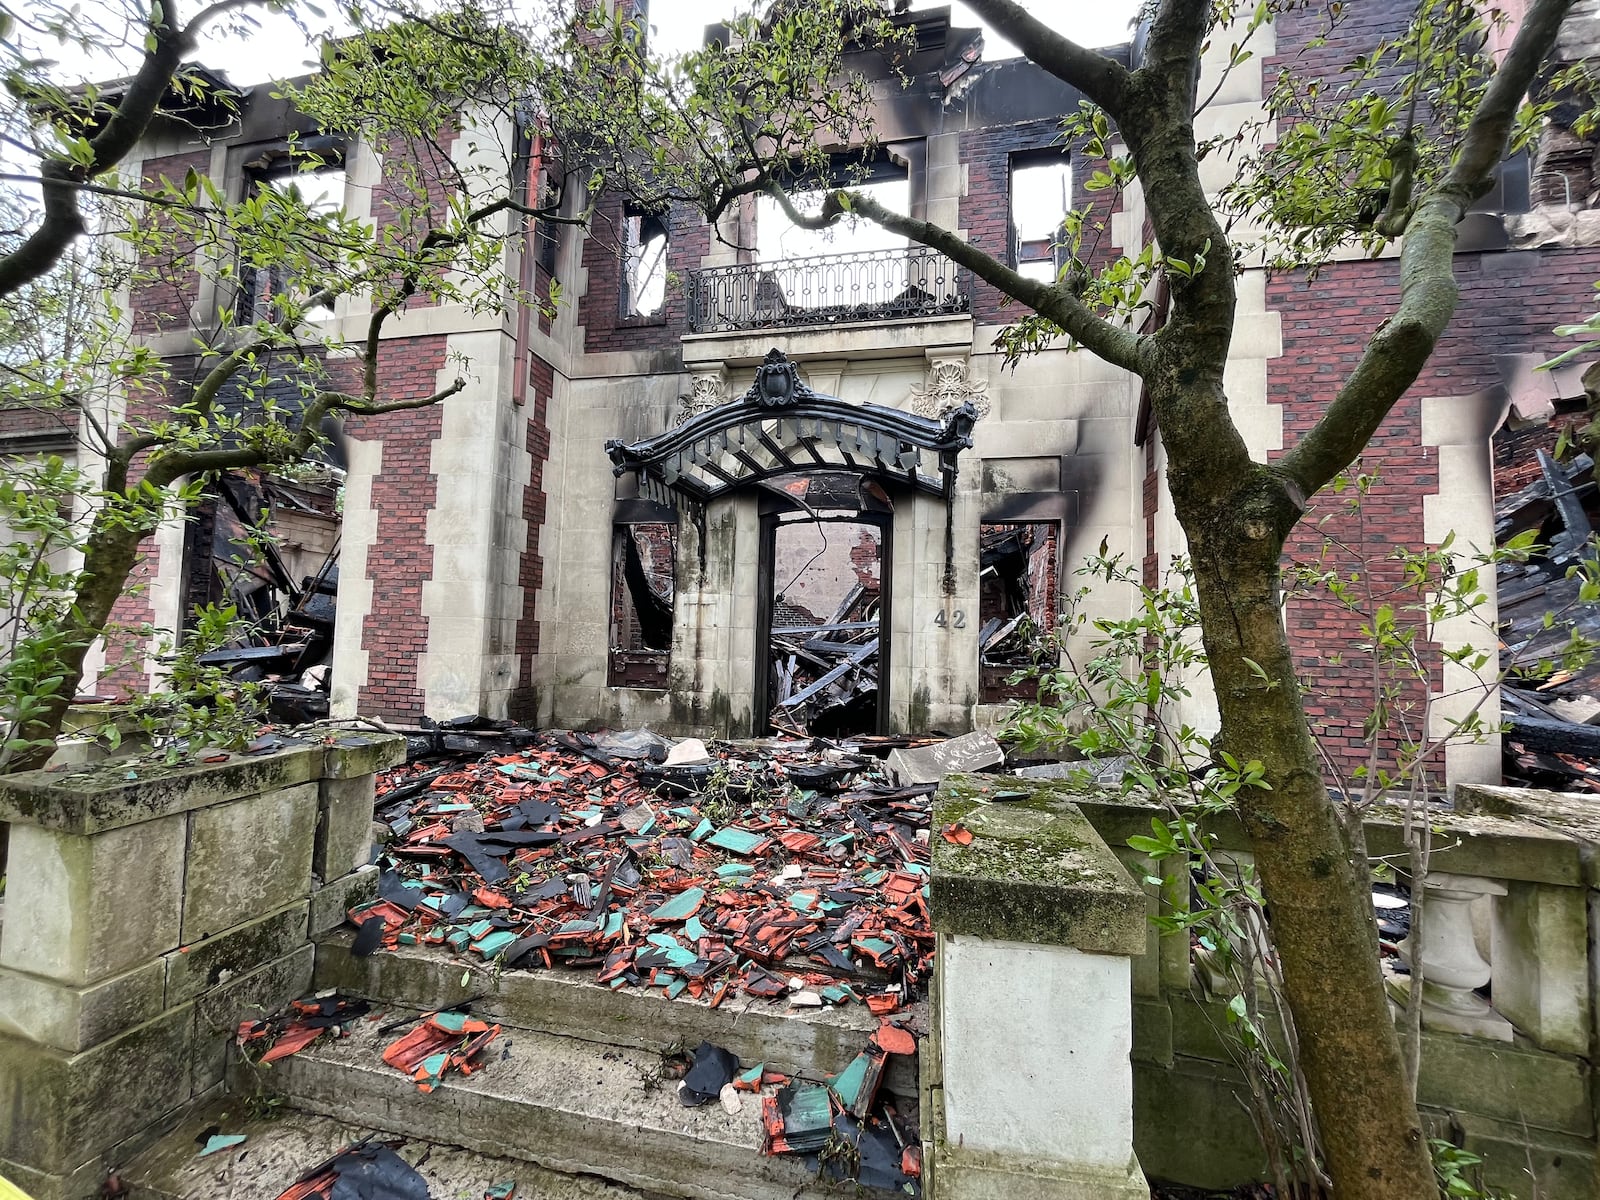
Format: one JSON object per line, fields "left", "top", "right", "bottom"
{"left": 347, "top": 336, "right": 449, "bottom": 719}
{"left": 578, "top": 200, "right": 710, "bottom": 351}
{"left": 0, "top": 404, "right": 78, "bottom": 443}
{"left": 510, "top": 353, "right": 554, "bottom": 720}
{"left": 1269, "top": 244, "right": 1600, "bottom": 782}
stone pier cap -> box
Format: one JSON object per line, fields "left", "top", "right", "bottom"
{"left": 0, "top": 726, "right": 405, "bottom": 835}
{"left": 931, "top": 774, "right": 1146, "bottom": 955}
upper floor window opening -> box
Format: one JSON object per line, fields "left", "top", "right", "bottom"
{"left": 624, "top": 205, "right": 669, "bottom": 318}
{"left": 755, "top": 152, "right": 909, "bottom": 264}
{"left": 237, "top": 143, "right": 348, "bottom": 324}
{"left": 1010, "top": 150, "right": 1071, "bottom": 285}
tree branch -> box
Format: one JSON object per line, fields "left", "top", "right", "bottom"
{"left": 1279, "top": 0, "right": 1576, "bottom": 499}
{"left": 959, "top": 0, "right": 1132, "bottom": 118}
{"left": 339, "top": 379, "right": 466, "bottom": 414}
{"left": 0, "top": 0, "right": 266, "bottom": 300}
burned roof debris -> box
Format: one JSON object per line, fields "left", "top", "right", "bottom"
{"left": 1497, "top": 448, "right": 1600, "bottom": 789}
{"left": 354, "top": 730, "right": 956, "bottom": 1014}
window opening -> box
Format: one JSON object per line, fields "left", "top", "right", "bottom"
{"left": 1010, "top": 151, "right": 1071, "bottom": 285}
{"left": 978, "top": 522, "right": 1057, "bottom": 702}
{"left": 239, "top": 155, "right": 346, "bottom": 323}
{"left": 623, "top": 209, "right": 668, "bottom": 317}
{"left": 609, "top": 521, "right": 677, "bottom": 686}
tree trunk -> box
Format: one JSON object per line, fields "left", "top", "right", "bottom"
{"left": 6, "top": 498, "right": 160, "bottom": 773}
{"left": 1177, "top": 462, "right": 1437, "bottom": 1199}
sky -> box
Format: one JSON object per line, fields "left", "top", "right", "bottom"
{"left": 158, "top": 0, "right": 1145, "bottom": 87}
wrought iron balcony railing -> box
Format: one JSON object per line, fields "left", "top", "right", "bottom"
{"left": 687, "top": 247, "right": 969, "bottom": 334}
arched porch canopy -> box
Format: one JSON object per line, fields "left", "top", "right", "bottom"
{"left": 605, "top": 350, "right": 978, "bottom": 512}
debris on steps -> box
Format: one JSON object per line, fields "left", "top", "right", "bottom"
{"left": 357, "top": 730, "right": 957, "bottom": 1019}
{"left": 118, "top": 1099, "right": 648, "bottom": 1200}
{"left": 312, "top": 932, "right": 922, "bottom": 1098}
{"left": 225, "top": 1005, "right": 918, "bottom": 1200}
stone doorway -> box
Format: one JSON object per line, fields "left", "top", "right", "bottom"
{"left": 754, "top": 472, "right": 893, "bottom": 737}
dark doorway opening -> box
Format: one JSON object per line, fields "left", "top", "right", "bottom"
{"left": 978, "top": 522, "right": 1058, "bottom": 702}
{"left": 755, "top": 473, "right": 892, "bottom": 737}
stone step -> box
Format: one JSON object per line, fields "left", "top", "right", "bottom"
{"left": 228, "top": 1009, "right": 906, "bottom": 1200}
{"left": 312, "top": 932, "right": 919, "bottom": 1097}
{"left": 119, "top": 1096, "right": 651, "bottom": 1200}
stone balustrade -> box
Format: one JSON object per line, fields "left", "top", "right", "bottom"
{"left": 1010, "top": 777, "right": 1600, "bottom": 1200}
{"left": 0, "top": 727, "right": 403, "bottom": 1200}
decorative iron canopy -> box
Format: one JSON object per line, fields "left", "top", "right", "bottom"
{"left": 606, "top": 349, "right": 977, "bottom": 508}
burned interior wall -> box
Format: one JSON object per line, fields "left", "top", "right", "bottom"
{"left": 977, "top": 522, "right": 1058, "bottom": 703}
{"left": 609, "top": 519, "right": 677, "bottom": 688}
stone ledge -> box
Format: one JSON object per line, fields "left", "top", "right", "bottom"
{"left": 682, "top": 314, "right": 974, "bottom": 370}
{"left": 1052, "top": 785, "right": 1587, "bottom": 889}
{"left": 0, "top": 729, "right": 403, "bottom": 835}
{"left": 930, "top": 1147, "right": 1148, "bottom": 1200}
{"left": 931, "top": 775, "right": 1145, "bottom": 955}
{"left": 1455, "top": 784, "right": 1600, "bottom": 886}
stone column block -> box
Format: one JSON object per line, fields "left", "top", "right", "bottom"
{"left": 0, "top": 1007, "right": 194, "bottom": 1175}
{"left": 0, "top": 959, "right": 166, "bottom": 1053}
{"left": 929, "top": 775, "right": 1149, "bottom": 1200}
{"left": 315, "top": 774, "right": 377, "bottom": 880}
{"left": 0, "top": 815, "right": 185, "bottom": 987}
{"left": 190, "top": 943, "right": 315, "bottom": 1091}
{"left": 1492, "top": 880, "right": 1592, "bottom": 1055}
{"left": 310, "top": 864, "right": 380, "bottom": 935}
{"left": 163, "top": 899, "right": 309, "bottom": 1005}
{"left": 182, "top": 782, "right": 318, "bottom": 943}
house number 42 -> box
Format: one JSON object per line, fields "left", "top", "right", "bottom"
{"left": 933, "top": 609, "right": 967, "bottom": 629}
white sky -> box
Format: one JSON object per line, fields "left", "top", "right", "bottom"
{"left": 167, "top": 1, "right": 1144, "bottom": 87}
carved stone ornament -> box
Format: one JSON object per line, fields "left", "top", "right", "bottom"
{"left": 910, "top": 356, "right": 990, "bottom": 419}
{"left": 740, "top": 347, "right": 819, "bottom": 408}
{"left": 679, "top": 370, "right": 728, "bottom": 422}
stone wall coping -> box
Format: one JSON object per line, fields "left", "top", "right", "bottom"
{"left": 1454, "top": 783, "right": 1600, "bottom": 887}
{"left": 931, "top": 774, "right": 1147, "bottom": 955}
{"left": 0, "top": 728, "right": 405, "bottom": 835}
{"left": 1025, "top": 780, "right": 1587, "bottom": 890}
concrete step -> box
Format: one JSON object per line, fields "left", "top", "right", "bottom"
{"left": 228, "top": 1008, "right": 906, "bottom": 1200}
{"left": 119, "top": 1096, "right": 651, "bottom": 1200}
{"left": 313, "top": 931, "right": 919, "bottom": 1097}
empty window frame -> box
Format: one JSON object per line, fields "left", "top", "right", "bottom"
{"left": 238, "top": 152, "right": 347, "bottom": 323}
{"left": 978, "top": 522, "right": 1058, "bottom": 702}
{"left": 609, "top": 521, "right": 677, "bottom": 687}
{"left": 623, "top": 207, "right": 669, "bottom": 318}
{"left": 1009, "top": 150, "right": 1072, "bottom": 285}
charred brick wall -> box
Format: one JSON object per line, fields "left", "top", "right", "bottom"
{"left": 130, "top": 150, "right": 210, "bottom": 338}
{"left": 578, "top": 200, "right": 710, "bottom": 352}
{"left": 959, "top": 118, "right": 1124, "bottom": 325}
{"left": 1268, "top": 245, "right": 1600, "bottom": 781}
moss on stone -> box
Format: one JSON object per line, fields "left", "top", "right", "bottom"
{"left": 0, "top": 727, "right": 403, "bottom": 835}
{"left": 932, "top": 774, "right": 1146, "bottom": 954}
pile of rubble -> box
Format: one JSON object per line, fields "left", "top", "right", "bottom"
{"left": 351, "top": 729, "right": 964, "bottom": 1015}
{"left": 1497, "top": 449, "right": 1600, "bottom": 790}
{"left": 770, "top": 584, "right": 880, "bottom": 736}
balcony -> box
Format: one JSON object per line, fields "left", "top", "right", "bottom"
{"left": 687, "top": 247, "right": 969, "bottom": 334}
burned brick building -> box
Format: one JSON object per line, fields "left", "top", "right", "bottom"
{"left": 62, "top": 0, "right": 1600, "bottom": 787}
